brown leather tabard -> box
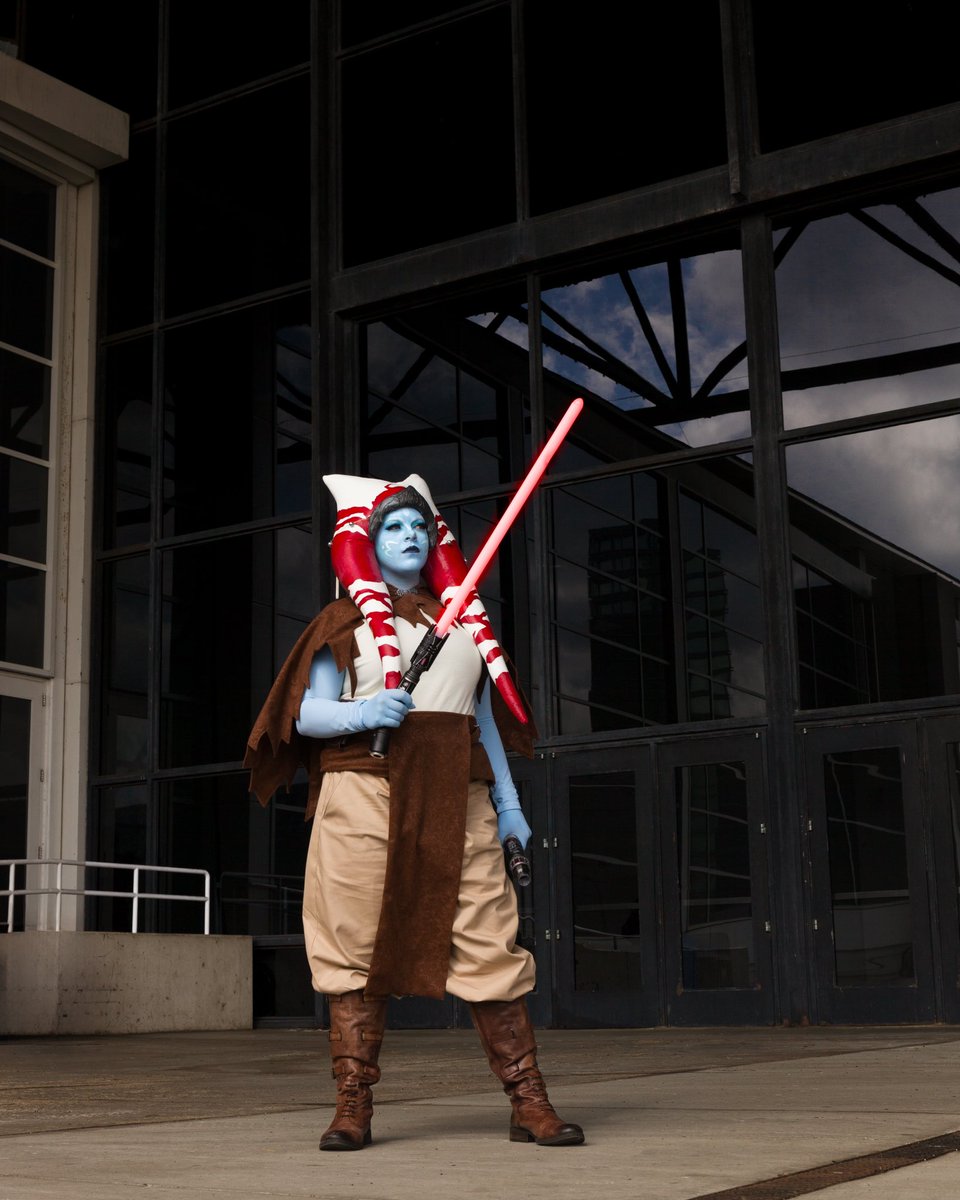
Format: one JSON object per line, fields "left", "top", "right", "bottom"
{"left": 323, "top": 711, "right": 493, "bottom": 1000}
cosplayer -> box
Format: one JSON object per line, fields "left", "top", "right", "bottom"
{"left": 245, "top": 473, "right": 584, "bottom": 1151}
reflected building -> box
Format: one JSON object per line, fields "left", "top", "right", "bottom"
{"left": 4, "top": 1, "right": 960, "bottom": 1029}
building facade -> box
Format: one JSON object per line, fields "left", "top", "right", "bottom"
{"left": 3, "top": 1, "right": 960, "bottom": 1029}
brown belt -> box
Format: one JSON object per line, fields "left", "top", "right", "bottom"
{"left": 319, "top": 718, "right": 494, "bottom": 782}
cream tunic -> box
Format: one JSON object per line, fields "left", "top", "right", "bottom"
{"left": 344, "top": 614, "right": 483, "bottom": 714}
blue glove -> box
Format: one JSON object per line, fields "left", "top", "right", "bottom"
{"left": 295, "top": 650, "right": 415, "bottom": 737}
{"left": 358, "top": 688, "right": 415, "bottom": 729}
{"left": 496, "top": 802, "right": 532, "bottom": 849}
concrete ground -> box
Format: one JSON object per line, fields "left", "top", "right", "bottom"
{"left": 2, "top": 1025, "right": 960, "bottom": 1199}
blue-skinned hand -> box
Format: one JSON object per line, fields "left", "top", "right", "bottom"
{"left": 359, "top": 688, "right": 415, "bottom": 729}
{"left": 496, "top": 804, "right": 532, "bottom": 850}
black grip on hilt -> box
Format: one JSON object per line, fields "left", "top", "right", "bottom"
{"left": 503, "top": 834, "right": 531, "bottom": 888}
{"left": 368, "top": 724, "right": 393, "bottom": 760}
{"left": 369, "top": 627, "right": 448, "bottom": 759}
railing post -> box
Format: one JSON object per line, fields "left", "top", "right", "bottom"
{"left": 203, "top": 871, "right": 210, "bottom": 935}
{"left": 132, "top": 866, "right": 140, "bottom": 933}
{"left": 6, "top": 862, "right": 13, "bottom": 933}
{"left": 56, "top": 860, "right": 63, "bottom": 932}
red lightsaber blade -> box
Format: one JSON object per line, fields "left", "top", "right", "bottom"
{"left": 435, "top": 396, "right": 584, "bottom": 638}
{"left": 369, "top": 396, "right": 584, "bottom": 758}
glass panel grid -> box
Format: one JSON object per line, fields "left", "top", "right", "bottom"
{"left": 0, "top": 160, "right": 54, "bottom": 671}
{"left": 541, "top": 242, "right": 750, "bottom": 474}
{"left": 680, "top": 491, "right": 765, "bottom": 720}
{"left": 777, "top": 184, "right": 960, "bottom": 430}
{"left": 787, "top": 415, "right": 960, "bottom": 708}
{"left": 551, "top": 475, "right": 674, "bottom": 733}
{"left": 363, "top": 317, "right": 515, "bottom": 495}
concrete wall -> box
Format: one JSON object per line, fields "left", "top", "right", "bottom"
{"left": 0, "top": 932, "right": 252, "bottom": 1036}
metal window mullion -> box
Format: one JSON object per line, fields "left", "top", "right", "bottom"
{"left": 741, "top": 209, "right": 811, "bottom": 1023}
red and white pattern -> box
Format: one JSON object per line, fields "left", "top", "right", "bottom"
{"left": 323, "top": 473, "right": 527, "bottom": 722}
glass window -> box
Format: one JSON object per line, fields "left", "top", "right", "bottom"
{"left": 341, "top": 8, "right": 515, "bottom": 264}
{"left": 786, "top": 415, "right": 960, "bottom": 706}
{"left": 101, "top": 130, "right": 156, "bottom": 336}
{"left": 794, "top": 561, "right": 873, "bottom": 709}
{"left": 102, "top": 337, "right": 153, "bottom": 550}
{"left": 550, "top": 472, "right": 674, "bottom": 735}
{"left": 161, "top": 527, "right": 313, "bottom": 769}
{"left": 549, "top": 454, "right": 761, "bottom": 735}
{"left": 755, "top": 2, "right": 960, "bottom": 153}
{"left": 777, "top": 184, "right": 960, "bottom": 429}
{"left": 569, "top": 771, "right": 641, "bottom": 992}
{"left": 525, "top": 2, "right": 726, "bottom": 215}
{"left": 164, "top": 77, "right": 310, "bottom": 315}
{"left": 223, "top": 784, "right": 310, "bottom": 939}
{"left": 0, "top": 561, "right": 44, "bottom": 668}
{"left": 676, "top": 761, "right": 755, "bottom": 989}
{"left": 90, "top": 784, "right": 148, "bottom": 932}
{"left": 0, "top": 347, "right": 50, "bottom": 460}
{"left": 0, "top": 455, "right": 47, "bottom": 564}
{"left": 0, "top": 155, "right": 53, "bottom": 668}
{"left": 0, "top": 245, "right": 53, "bottom": 359}
{"left": 162, "top": 297, "right": 311, "bottom": 537}
{"left": 0, "top": 156, "right": 55, "bottom": 258}
{"left": 541, "top": 240, "right": 750, "bottom": 473}
{"left": 167, "top": 1, "right": 309, "bottom": 108}
{"left": 160, "top": 774, "right": 275, "bottom": 935}
{"left": 362, "top": 289, "right": 527, "bottom": 494}
{"left": 679, "top": 489, "right": 764, "bottom": 720}
{"left": 822, "top": 747, "right": 914, "bottom": 987}
{"left": 100, "top": 556, "right": 150, "bottom": 776}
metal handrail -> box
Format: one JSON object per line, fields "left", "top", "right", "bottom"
{"left": 0, "top": 859, "right": 211, "bottom": 934}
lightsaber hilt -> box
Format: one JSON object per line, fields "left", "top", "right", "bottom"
{"left": 369, "top": 627, "right": 448, "bottom": 758}
{"left": 503, "top": 834, "right": 531, "bottom": 888}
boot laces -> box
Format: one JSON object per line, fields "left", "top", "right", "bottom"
{"left": 336, "top": 1083, "right": 363, "bottom": 1118}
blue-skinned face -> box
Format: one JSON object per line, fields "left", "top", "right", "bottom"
{"left": 373, "top": 506, "right": 430, "bottom": 588}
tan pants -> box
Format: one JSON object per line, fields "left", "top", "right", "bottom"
{"left": 302, "top": 771, "right": 536, "bottom": 1001}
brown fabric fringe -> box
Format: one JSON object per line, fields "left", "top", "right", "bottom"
{"left": 243, "top": 598, "right": 363, "bottom": 811}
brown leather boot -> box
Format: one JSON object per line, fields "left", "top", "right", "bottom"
{"left": 319, "top": 990, "right": 388, "bottom": 1151}
{"left": 469, "top": 997, "right": 584, "bottom": 1145}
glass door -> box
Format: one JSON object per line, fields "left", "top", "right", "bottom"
{"left": 0, "top": 677, "right": 46, "bottom": 929}
{"left": 922, "top": 715, "right": 960, "bottom": 1023}
{"left": 657, "top": 733, "right": 774, "bottom": 1024}
{"left": 802, "top": 722, "right": 936, "bottom": 1023}
{"left": 548, "top": 746, "right": 660, "bottom": 1027}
